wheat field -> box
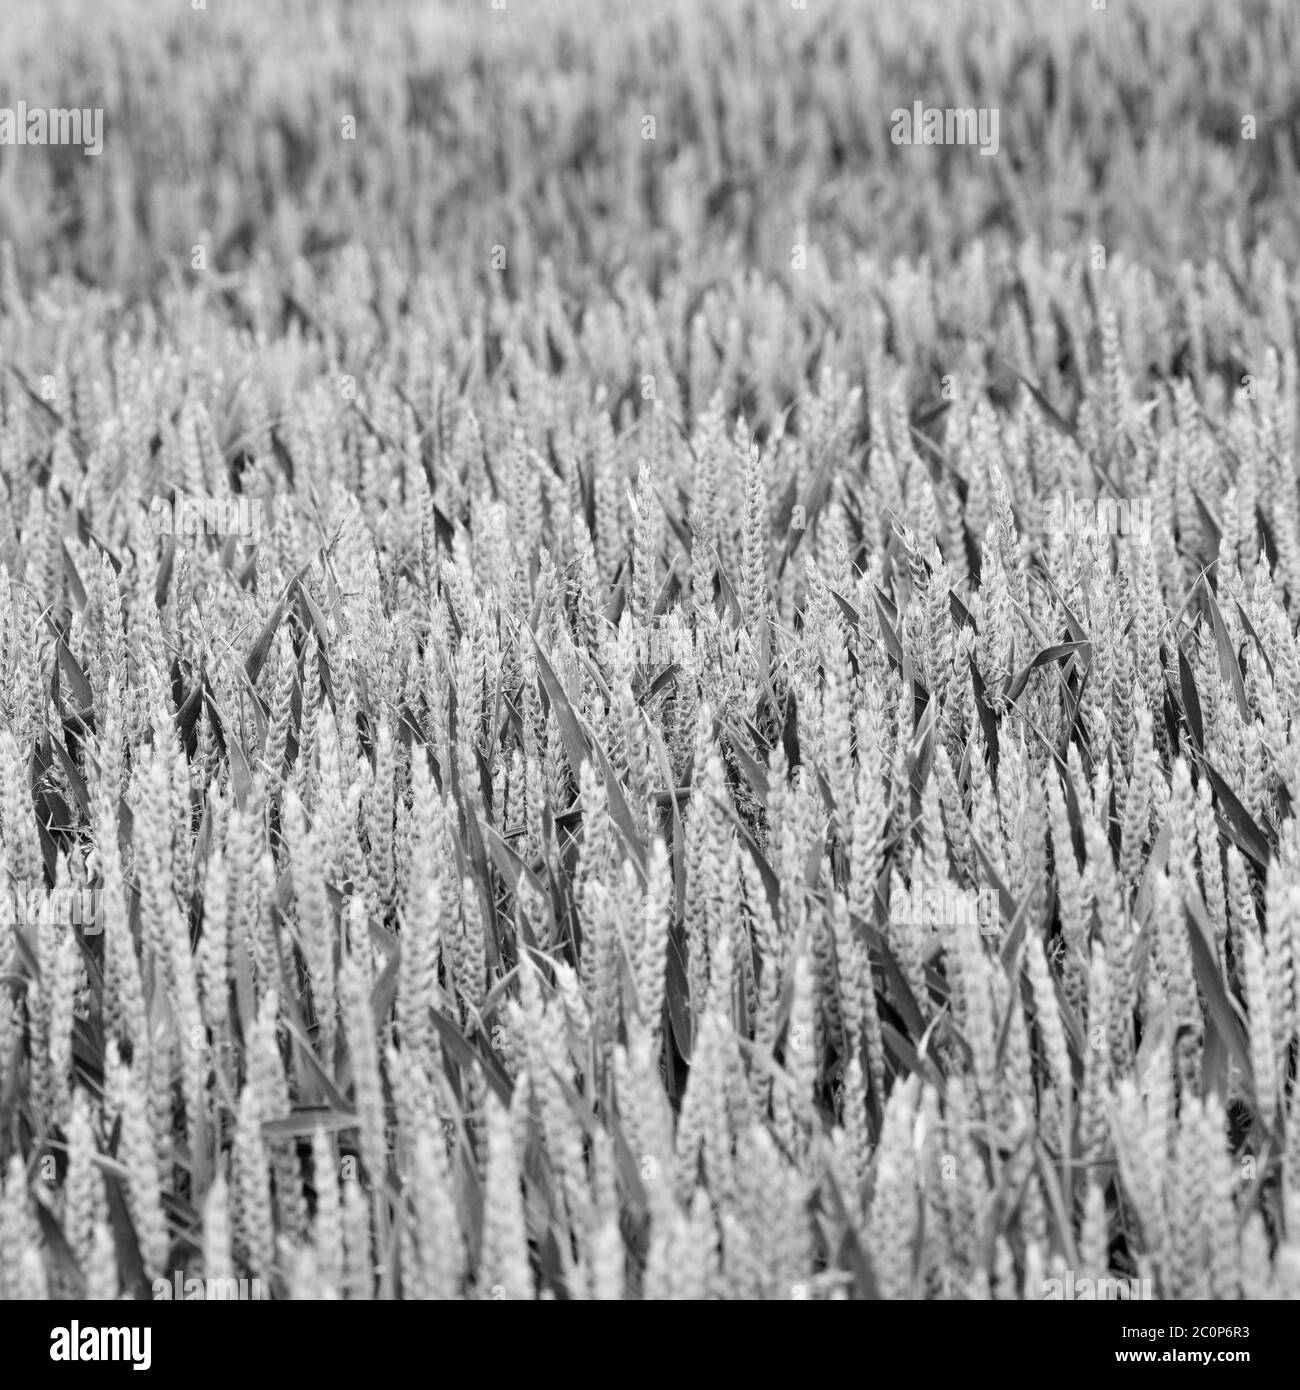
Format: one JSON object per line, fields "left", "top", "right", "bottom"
{"left": 2, "top": 0, "right": 1300, "bottom": 1303}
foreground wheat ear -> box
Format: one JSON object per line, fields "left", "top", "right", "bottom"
{"left": 1, "top": 0, "right": 1300, "bottom": 1304}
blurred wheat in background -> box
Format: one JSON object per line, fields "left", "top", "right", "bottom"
{"left": 1, "top": 0, "right": 1300, "bottom": 1300}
